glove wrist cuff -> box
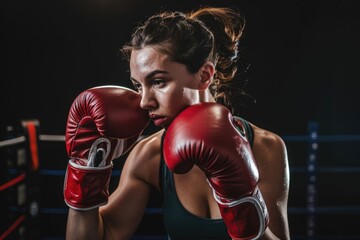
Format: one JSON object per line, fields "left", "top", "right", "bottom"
{"left": 64, "top": 160, "right": 113, "bottom": 211}
{"left": 212, "top": 187, "right": 269, "bottom": 240}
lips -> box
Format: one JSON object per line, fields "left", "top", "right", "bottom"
{"left": 149, "top": 113, "right": 166, "bottom": 126}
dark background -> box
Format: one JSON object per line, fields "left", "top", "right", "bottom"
{"left": 1, "top": 0, "right": 360, "bottom": 239}
{"left": 1, "top": 0, "right": 360, "bottom": 136}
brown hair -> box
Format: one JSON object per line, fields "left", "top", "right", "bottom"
{"left": 122, "top": 7, "right": 251, "bottom": 114}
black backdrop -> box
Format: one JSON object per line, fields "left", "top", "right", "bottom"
{"left": 1, "top": 0, "right": 360, "bottom": 136}
{"left": 1, "top": 0, "right": 360, "bottom": 239}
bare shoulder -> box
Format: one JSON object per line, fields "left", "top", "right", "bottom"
{"left": 123, "top": 129, "right": 165, "bottom": 190}
{"left": 251, "top": 123, "right": 286, "bottom": 151}
{"left": 249, "top": 123, "right": 288, "bottom": 169}
{"left": 249, "top": 122, "right": 290, "bottom": 199}
{"left": 249, "top": 123, "right": 291, "bottom": 239}
{"left": 248, "top": 124, "right": 289, "bottom": 191}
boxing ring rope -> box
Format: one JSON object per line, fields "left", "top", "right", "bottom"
{"left": 0, "top": 135, "right": 64, "bottom": 148}
{"left": 0, "top": 120, "right": 41, "bottom": 239}
{"left": 1, "top": 120, "right": 360, "bottom": 239}
{"left": 0, "top": 173, "right": 26, "bottom": 192}
{"left": 0, "top": 214, "right": 26, "bottom": 240}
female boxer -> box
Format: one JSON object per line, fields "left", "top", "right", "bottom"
{"left": 65, "top": 6, "right": 290, "bottom": 240}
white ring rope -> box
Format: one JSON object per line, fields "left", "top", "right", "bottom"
{"left": 39, "top": 134, "right": 65, "bottom": 142}
{"left": 0, "top": 136, "right": 26, "bottom": 148}
{"left": 0, "top": 134, "right": 65, "bottom": 148}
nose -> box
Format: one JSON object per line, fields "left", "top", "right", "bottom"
{"left": 140, "top": 88, "right": 157, "bottom": 110}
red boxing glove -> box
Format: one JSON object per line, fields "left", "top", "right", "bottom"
{"left": 64, "top": 85, "right": 149, "bottom": 210}
{"left": 163, "top": 102, "right": 268, "bottom": 239}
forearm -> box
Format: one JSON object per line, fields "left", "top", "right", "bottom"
{"left": 66, "top": 208, "right": 104, "bottom": 240}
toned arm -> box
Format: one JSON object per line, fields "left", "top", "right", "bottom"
{"left": 251, "top": 125, "right": 290, "bottom": 240}
{"left": 66, "top": 208, "right": 104, "bottom": 240}
{"left": 101, "top": 132, "right": 162, "bottom": 239}
{"left": 66, "top": 132, "right": 162, "bottom": 240}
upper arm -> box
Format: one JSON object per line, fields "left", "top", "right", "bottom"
{"left": 252, "top": 128, "right": 290, "bottom": 240}
{"left": 99, "top": 135, "right": 161, "bottom": 240}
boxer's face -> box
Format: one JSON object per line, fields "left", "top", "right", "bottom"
{"left": 130, "top": 46, "right": 201, "bottom": 127}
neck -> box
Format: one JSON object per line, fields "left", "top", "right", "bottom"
{"left": 199, "top": 90, "right": 216, "bottom": 103}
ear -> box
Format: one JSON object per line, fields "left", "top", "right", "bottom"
{"left": 197, "top": 62, "right": 215, "bottom": 90}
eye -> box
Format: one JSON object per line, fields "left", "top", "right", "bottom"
{"left": 132, "top": 82, "right": 142, "bottom": 91}
{"left": 152, "top": 79, "right": 165, "bottom": 88}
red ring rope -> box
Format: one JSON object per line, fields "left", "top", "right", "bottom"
{"left": 0, "top": 173, "right": 26, "bottom": 192}
{"left": 0, "top": 215, "right": 26, "bottom": 240}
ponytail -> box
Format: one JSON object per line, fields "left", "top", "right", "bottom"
{"left": 189, "top": 7, "right": 252, "bottom": 115}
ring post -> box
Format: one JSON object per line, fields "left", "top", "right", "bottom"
{"left": 21, "top": 120, "right": 41, "bottom": 239}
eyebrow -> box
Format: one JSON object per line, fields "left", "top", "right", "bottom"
{"left": 130, "top": 70, "right": 169, "bottom": 82}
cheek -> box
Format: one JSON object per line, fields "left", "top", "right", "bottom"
{"left": 163, "top": 88, "right": 198, "bottom": 116}
{"left": 161, "top": 91, "right": 186, "bottom": 111}
{"left": 167, "top": 87, "right": 195, "bottom": 107}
